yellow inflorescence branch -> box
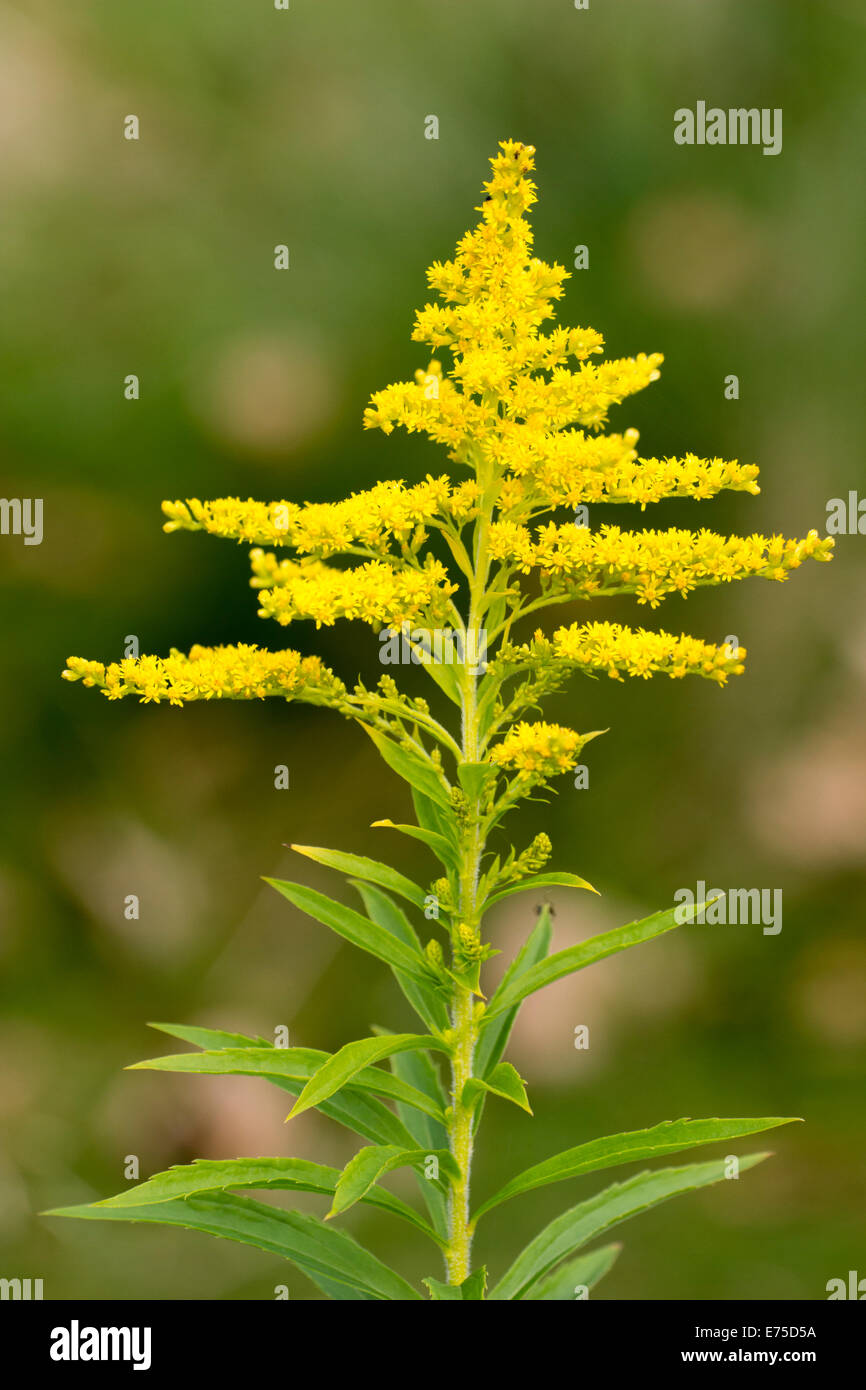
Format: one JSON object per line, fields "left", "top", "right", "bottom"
{"left": 62, "top": 646, "right": 347, "bottom": 707}
{"left": 488, "top": 522, "right": 833, "bottom": 607}
{"left": 362, "top": 374, "right": 495, "bottom": 455}
{"left": 497, "top": 444, "right": 761, "bottom": 515}
{"left": 250, "top": 554, "right": 459, "bottom": 630}
{"left": 489, "top": 721, "right": 599, "bottom": 782}
{"left": 162, "top": 476, "right": 480, "bottom": 558}
{"left": 363, "top": 354, "right": 665, "bottom": 449}
{"left": 494, "top": 423, "right": 639, "bottom": 481}
{"left": 503, "top": 621, "right": 748, "bottom": 684}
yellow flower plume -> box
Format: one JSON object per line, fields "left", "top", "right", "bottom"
{"left": 65, "top": 138, "right": 833, "bottom": 798}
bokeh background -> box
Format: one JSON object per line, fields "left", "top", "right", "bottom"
{"left": 1, "top": 0, "right": 864, "bottom": 1300}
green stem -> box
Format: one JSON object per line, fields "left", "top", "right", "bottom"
{"left": 444, "top": 483, "right": 493, "bottom": 1284}
{"left": 445, "top": 744, "right": 483, "bottom": 1283}
{"left": 445, "top": 982, "right": 476, "bottom": 1283}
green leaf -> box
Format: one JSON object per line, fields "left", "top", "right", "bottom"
{"left": 96, "top": 1156, "right": 340, "bottom": 1208}
{"left": 308, "top": 1089, "right": 418, "bottom": 1149}
{"left": 424, "top": 1267, "right": 488, "bottom": 1300}
{"left": 477, "top": 852, "right": 502, "bottom": 902}
{"left": 145, "top": 1026, "right": 418, "bottom": 1148}
{"left": 377, "top": 1033, "right": 450, "bottom": 1238}
{"left": 328, "top": 1145, "right": 459, "bottom": 1219}
{"left": 411, "top": 788, "right": 458, "bottom": 847}
{"left": 474, "top": 907, "right": 554, "bottom": 1080}
{"left": 483, "top": 871, "right": 598, "bottom": 911}
{"left": 375, "top": 1030, "right": 449, "bottom": 1150}
{"left": 423, "top": 1276, "right": 464, "bottom": 1300}
{"left": 476, "top": 675, "right": 504, "bottom": 743}
{"left": 482, "top": 899, "right": 711, "bottom": 1022}
{"left": 456, "top": 761, "right": 497, "bottom": 803}
{"left": 463, "top": 1062, "right": 532, "bottom": 1115}
{"left": 442, "top": 956, "right": 485, "bottom": 998}
{"left": 133, "top": 1046, "right": 445, "bottom": 1126}
{"left": 354, "top": 883, "right": 450, "bottom": 1035}
{"left": 362, "top": 725, "right": 452, "bottom": 808}
{"left": 89, "top": 1156, "right": 445, "bottom": 1246}
{"left": 386, "top": 624, "right": 463, "bottom": 706}
{"left": 288, "top": 1034, "right": 450, "bottom": 1121}
{"left": 459, "top": 1266, "right": 488, "bottom": 1300}
{"left": 291, "top": 843, "right": 426, "bottom": 910}
{"left": 473, "top": 1116, "right": 798, "bottom": 1223}
{"left": 371, "top": 820, "right": 460, "bottom": 876}
{"left": 489, "top": 1153, "right": 770, "bottom": 1300}
{"left": 525, "top": 1244, "right": 621, "bottom": 1300}
{"left": 149, "top": 1021, "right": 269, "bottom": 1049}
{"left": 414, "top": 647, "right": 463, "bottom": 706}
{"left": 266, "top": 878, "right": 433, "bottom": 984}
{"left": 47, "top": 1192, "right": 421, "bottom": 1300}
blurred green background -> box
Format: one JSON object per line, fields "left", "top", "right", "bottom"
{"left": 1, "top": 0, "right": 864, "bottom": 1300}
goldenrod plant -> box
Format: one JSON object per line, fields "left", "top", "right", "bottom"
{"left": 53, "top": 142, "right": 832, "bottom": 1300}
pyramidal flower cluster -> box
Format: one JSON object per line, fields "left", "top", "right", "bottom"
{"left": 56, "top": 142, "right": 830, "bottom": 1300}
{"left": 66, "top": 139, "right": 830, "bottom": 718}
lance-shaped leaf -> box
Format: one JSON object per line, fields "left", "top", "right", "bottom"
{"left": 291, "top": 843, "right": 427, "bottom": 910}
{"left": 354, "top": 882, "right": 450, "bottom": 1035}
{"left": 266, "top": 878, "right": 434, "bottom": 985}
{"left": 482, "top": 871, "right": 597, "bottom": 912}
{"left": 489, "top": 1153, "right": 770, "bottom": 1300}
{"left": 474, "top": 908, "right": 554, "bottom": 1080}
{"left": 287, "top": 1034, "right": 451, "bottom": 1122}
{"left": 327, "top": 1145, "right": 459, "bottom": 1220}
{"left": 482, "top": 899, "right": 713, "bottom": 1023}
{"left": 147, "top": 1024, "right": 420, "bottom": 1147}
{"left": 411, "top": 787, "right": 458, "bottom": 848}
{"left": 133, "top": 1046, "right": 445, "bottom": 1126}
{"left": 412, "top": 644, "right": 463, "bottom": 707}
{"left": 385, "top": 624, "right": 464, "bottom": 707}
{"left": 477, "top": 668, "right": 506, "bottom": 743}
{"left": 46, "top": 1191, "right": 421, "bottom": 1300}
{"left": 149, "top": 1021, "right": 269, "bottom": 1049}
{"left": 424, "top": 1267, "right": 487, "bottom": 1300}
{"left": 382, "top": 1042, "right": 449, "bottom": 1151}
{"left": 362, "top": 725, "right": 452, "bottom": 808}
{"left": 442, "top": 955, "right": 485, "bottom": 998}
{"left": 371, "top": 819, "right": 460, "bottom": 876}
{"left": 524, "top": 1243, "right": 621, "bottom": 1300}
{"left": 374, "top": 1030, "right": 450, "bottom": 1238}
{"left": 90, "top": 1155, "right": 445, "bottom": 1247}
{"left": 456, "top": 761, "right": 498, "bottom": 803}
{"left": 463, "top": 1062, "right": 532, "bottom": 1115}
{"left": 473, "top": 1115, "right": 798, "bottom": 1223}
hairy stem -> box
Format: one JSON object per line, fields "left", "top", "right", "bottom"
{"left": 444, "top": 482, "right": 492, "bottom": 1284}
{"left": 446, "top": 981, "right": 476, "bottom": 1283}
